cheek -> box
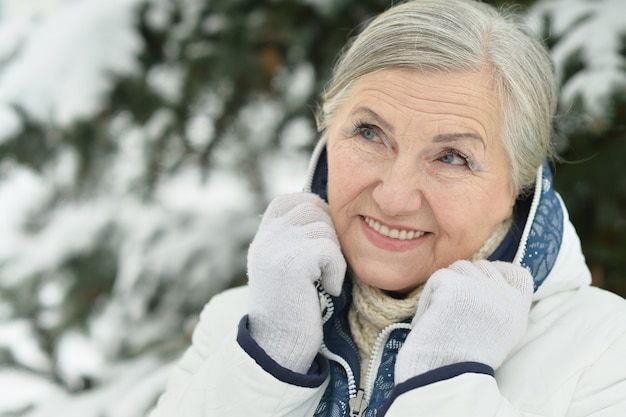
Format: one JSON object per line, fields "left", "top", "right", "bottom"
{"left": 327, "top": 145, "right": 364, "bottom": 202}
{"left": 434, "top": 181, "right": 514, "bottom": 244}
{"left": 327, "top": 160, "right": 356, "bottom": 222}
{"left": 326, "top": 146, "right": 376, "bottom": 232}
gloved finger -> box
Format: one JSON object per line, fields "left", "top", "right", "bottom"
{"left": 282, "top": 234, "right": 345, "bottom": 295}
{"left": 318, "top": 248, "right": 347, "bottom": 296}
{"left": 256, "top": 217, "right": 340, "bottom": 247}
{"left": 491, "top": 261, "right": 534, "bottom": 297}
{"left": 469, "top": 260, "right": 533, "bottom": 294}
{"left": 447, "top": 259, "right": 484, "bottom": 280}
{"left": 412, "top": 273, "right": 441, "bottom": 322}
{"left": 263, "top": 193, "right": 328, "bottom": 221}
{"left": 420, "top": 262, "right": 467, "bottom": 295}
{"left": 449, "top": 260, "right": 521, "bottom": 292}
{"left": 413, "top": 260, "right": 497, "bottom": 322}
{"left": 296, "top": 219, "right": 341, "bottom": 244}
{"left": 279, "top": 200, "right": 333, "bottom": 228}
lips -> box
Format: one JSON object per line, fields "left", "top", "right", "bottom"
{"left": 363, "top": 216, "right": 426, "bottom": 240}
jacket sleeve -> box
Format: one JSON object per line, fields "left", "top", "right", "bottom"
{"left": 150, "top": 287, "right": 329, "bottom": 417}
{"left": 565, "top": 330, "right": 626, "bottom": 417}
{"left": 380, "top": 364, "right": 526, "bottom": 417}
{"left": 381, "top": 330, "right": 626, "bottom": 417}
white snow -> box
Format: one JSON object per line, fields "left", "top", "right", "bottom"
{"left": 23, "top": 356, "right": 170, "bottom": 417}
{"left": 0, "top": 320, "right": 50, "bottom": 372}
{"left": 0, "top": 0, "right": 142, "bottom": 125}
{"left": 2, "top": 0, "right": 70, "bottom": 21}
{"left": 0, "top": 1, "right": 180, "bottom": 415}
{"left": 280, "top": 62, "right": 317, "bottom": 108}
{"left": 527, "top": 0, "right": 626, "bottom": 116}
{"left": 56, "top": 330, "right": 106, "bottom": 390}
{"left": 0, "top": 164, "right": 53, "bottom": 269}
{"left": 0, "top": 369, "right": 64, "bottom": 414}
{"left": 1, "top": 200, "right": 112, "bottom": 284}
{"left": 0, "top": 103, "right": 22, "bottom": 144}
{"left": 147, "top": 63, "right": 186, "bottom": 104}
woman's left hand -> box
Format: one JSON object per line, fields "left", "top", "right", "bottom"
{"left": 395, "top": 260, "right": 533, "bottom": 384}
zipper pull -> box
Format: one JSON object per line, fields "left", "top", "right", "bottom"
{"left": 349, "top": 389, "right": 368, "bottom": 417}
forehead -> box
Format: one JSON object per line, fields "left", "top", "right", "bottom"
{"left": 336, "top": 67, "right": 502, "bottom": 137}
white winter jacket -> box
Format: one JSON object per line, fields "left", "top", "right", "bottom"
{"left": 151, "top": 144, "right": 626, "bottom": 416}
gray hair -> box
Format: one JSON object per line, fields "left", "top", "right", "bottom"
{"left": 316, "top": 0, "right": 558, "bottom": 195}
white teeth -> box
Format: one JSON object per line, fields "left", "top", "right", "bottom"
{"left": 364, "top": 217, "right": 425, "bottom": 240}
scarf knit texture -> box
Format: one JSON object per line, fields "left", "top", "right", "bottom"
{"left": 348, "top": 218, "right": 513, "bottom": 384}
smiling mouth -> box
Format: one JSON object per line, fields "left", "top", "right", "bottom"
{"left": 363, "top": 216, "right": 426, "bottom": 241}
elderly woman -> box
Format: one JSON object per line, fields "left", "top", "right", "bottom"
{"left": 151, "top": 0, "right": 626, "bottom": 416}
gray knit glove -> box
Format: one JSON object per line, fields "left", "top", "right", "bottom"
{"left": 247, "top": 193, "right": 346, "bottom": 373}
{"left": 395, "top": 260, "right": 533, "bottom": 383}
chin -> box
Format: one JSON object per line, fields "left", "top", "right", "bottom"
{"left": 352, "top": 264, "right": 424, "bottom": 294}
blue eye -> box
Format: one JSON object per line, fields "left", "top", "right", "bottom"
{"left": 360, "top": 127, "right": 379, "bottom": 141}
{"left": 347, "top": 120, "right": 392, "bottom": 149}
{"left": 439, "top": 150, "right": 468, "bottom": 166}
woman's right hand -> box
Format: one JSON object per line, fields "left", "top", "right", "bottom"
{"left": 247, "top": 193, "right": 346, "bottom": 373}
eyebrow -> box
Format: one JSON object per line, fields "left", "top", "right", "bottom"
{"left": 352, "top": 106, "right": 395, "bottom": 134}
{"left": 353, "top": 106, "right": 486, "bottom": 149}
{"left": 433, "top": 133, "right": 486, "bottom": 150}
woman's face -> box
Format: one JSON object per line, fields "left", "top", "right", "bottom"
{"left": 326, "top": 67, "right": 516, "bottom": 293}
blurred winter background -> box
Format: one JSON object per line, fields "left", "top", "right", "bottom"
{"left": 0, "top": 0, "right": 623, "bottom": 415}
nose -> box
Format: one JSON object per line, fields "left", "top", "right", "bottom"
{"left": 371, "top": 158, "right": 423, "bottom": 217}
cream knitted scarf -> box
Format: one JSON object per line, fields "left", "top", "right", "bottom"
{"left": 348, "top": 218, "right": 512, "bottom": 383}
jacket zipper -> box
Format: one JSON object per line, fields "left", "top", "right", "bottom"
{"left": 319, "top": 290, "right": 359, "bottom": 401}
{"left": 513, "top": 162, "right": 543, "bottom": 267}
{"left": 348, "top": 389, "right": 368, "bottom": 417}
{"left": 318, "top": 289, "right": 413, "bottom": 416}
{"left": 363, "top": 323, "right": 412, "bottom": 404}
